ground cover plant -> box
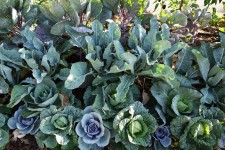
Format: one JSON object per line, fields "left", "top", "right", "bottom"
{"left": 0, "top": 0, "right": 225, "bottom": 149}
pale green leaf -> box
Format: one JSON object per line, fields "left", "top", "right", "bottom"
{"left": 7, "top": 85, "right": 30, "bottom": 108}
{"left": 192, "top": 49, "right": 210, "bottom": 81}
{"left": 116, "top": 75, "right": 135, "bottom": 102}
{"left": 65, "top": 62, "right": 92, "bottom": 89}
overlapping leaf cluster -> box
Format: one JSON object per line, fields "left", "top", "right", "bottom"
{"left": 0, "top": 0, "right": 224, "bottom": 150}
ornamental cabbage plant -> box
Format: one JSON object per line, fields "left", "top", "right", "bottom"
{"left": 28, "top": 78, "right": 59, "bottom": 111}
{"left": 7, "top": 105, "right": 40, "bottom": 135}
{"left": 113, "top": 101, "right": 157, "bottom": 149}
{"left": 170, "top": 115, "right": 223, "bottom": 150}
{"left": 153, "top": 126, "right": 171, "bottom": 149}
{"left": 151, "top": 81, "right": 202, "bottom": 117}
{"left": 39, "top": 105, "right": 82, "bottom": 147}
{"left": 76, "top": 106, "right": 111, "bottom": 150}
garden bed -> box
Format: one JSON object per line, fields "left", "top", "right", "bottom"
{"left": 0, "top": 0, "right": 225, "bottom": 150}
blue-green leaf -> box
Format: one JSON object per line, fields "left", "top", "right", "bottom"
{"left": 192, "top": 49, "right": 210, "bottom": 81}
{"left": 7, "top": 85, "right": 31, "bottom": 108}
{"left": 116, "top": 75, "right": 135, "bottom": 102}
{"left": 65, "top": 62, "right": 92, "bottom": 89}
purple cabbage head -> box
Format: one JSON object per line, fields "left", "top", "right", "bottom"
{"left": 154, "top": 126, "right": 171, "bottom": 148}
{"left": 75, "top": 106, "right": 110, "bottom": 149}
{"left": 7, "top": 105, "right": 40, "bottom": 135}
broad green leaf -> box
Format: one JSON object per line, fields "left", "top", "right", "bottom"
{"left": 41, "top": 44, "right": 60, "bottom": 72}
{"left": 114, "top": 41, "right": 125, "bottom": 56}
{"left": 213, "top": 47, "right": 224, "bottom": 64}
{"left": 65, "top": 62, "right": 92, "bottom": 89}
{"left": 7, "top": 85, "right": 30, "bottom": 108}
{"left": 170, "top": 115, "right": 190, "bottom": 138}
{"left": 51, "top": 20, "right": 73, "bottom": 35}
{"left": 0, "top": 46, "right": 23, "bottom": 67}
{"left": 164, "top": 42, "right": 187, "bottom": 59}
{"left": 0, "top": 129, "right": 9, "bottom": 148}
{"left": 92, "top": 20, "right": 103, "bottom": 45}
{"left": 192, "top": 49, "right": 210, "bottom": 81}
{"left": 176, "top": 46, "right": 194, "bottom": 73}
{"left": 139, "top": 63, "right": 179, "bottom": 87}
{"left": 151, "top": 81, "right": 171, "bottom": 113}
{"left": 0, "top": 113, "right": 5, "bottom": 128}
{"left": 56, "top": 68, "right": 70, "bottom": 81}
{"left": 132, "top": 24, "right": 146, "bottom": 45}
{"left": 161, "top": 23, "right": 170, "bottom": 40}
{"left": 69, "top": 0, "right": 88, "bottom": 13}
{"left": 142, "top": 31, "right": 157, "bottom": 53}
{"left": 40, "top": 5, "right": 61, "bottom": 22}
{"left": 120, "top": 52, "right": 137, "bottom": 74}
{"left": 0, "top": 77, "right": 8, "bottom": 94}
{"left": 86, "top": 53, "right": 104, "bottom": 73}
{"left": 0, "top": 17, "right": 12, "bottom": 29}
{"left": 200, "top": 87, "right": 215, "bottom": 104}
{"left": 65, "top": 26, "right": 87, "bottom": 49}
{"left": 55, "top": 132, "right": 69, "bottom": 145}
{"left": 50, "top": 1, "right": 65, "bottom": 19}
{"left": 116, "top": 75, "right": 135, "bottom": 102}
{"left": 86, "top": 0, "right": 103, "bottom": 19}
{"left": 32, "top": 69, "right": 47, "bottom": 84}
{"left": 150, "top": 18, "right": 159, "bottom": 31}
{"left": 35, "top": 132, "right": 57, "bottom": 149}
{"left": 96, "top": 7, "right": 112, "bottom": 23}
{"left": 199, "top": 42, "right": 215, "bottom": 67}
{"left": 103, "top": 0, "right": 119, "bottom": 13}
{"left": 155, "top": 105, "right": 166, "bottom": 124}
{"left": 152, "top": 40, "right": 171, "bottom": 60}
{"left": 40, "top": 117, "right": 56, "bottom": 134}
{"left": 208, "top": 65, "right": 225, "bottom": 86}
{"left": 169, "top": 11, "right": 187, "bottom": 26}
{"left": 108, "top": 22, "right": 121, "bottom": 41}
{"left": 128, "top": 33, "right": 138, "bottom": 49}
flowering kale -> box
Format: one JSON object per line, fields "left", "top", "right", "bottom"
{"left": 151, "top": 81, "right": 202, "bottom": 117}
{"left": 76, "top": 106, "right": 111, "bottom": 149}
{"left": 153, "top": 126, "right": 171, "bottom": 149}
{"left": 170, "top": 116, "right": 223, "bottom": 150}
{"left": 113, "top": 101, "right": 157, "bottom": 149}
{"left": 28, "top": 78, "right": 59, "bottom": 111}
{"left": 7, "top": 105, "right": 40, "bottom": 135}
{"left": 39, "top": 105, "right": 82, "bottom": 146}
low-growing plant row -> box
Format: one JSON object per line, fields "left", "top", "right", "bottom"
{"left": 0, "top": 0, "right": 225, "bottom": 149}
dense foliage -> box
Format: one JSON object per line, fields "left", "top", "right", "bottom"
{"left": 0, "top": 0, "right": 224, "bottom": 149}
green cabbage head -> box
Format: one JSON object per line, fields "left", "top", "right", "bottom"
{"left": 170, "top": 116, "right": 223, "bottom": 150}
{"left": 113, "top": 101, "right": 157, "bottom": 149}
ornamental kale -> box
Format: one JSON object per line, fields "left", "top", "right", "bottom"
{"left": 153, "top": 126, "right": 171, "bottom": 149}
{"left": 28, "top": 78, "right": 59, "bottom": 111}
{"left": 170, "top": 116, "right": 223, "bottom": 150}
{"left": 39, "top": 105, "right": 82, "bottom": 147}
{"left": 151, "top": 81, "right": 202, "bottom": 117}
{"left": 7, "top": 105, "right": 40, "bottom": 135}
{"left": 113, "top": 101, "right": 157, "bottom": 149}
{"left": 76, "top": 106, "right": 111, "bottom": 149}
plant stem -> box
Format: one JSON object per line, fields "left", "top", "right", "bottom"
{"left": 179, "top": 0, "right": 184, "bottom": 10}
